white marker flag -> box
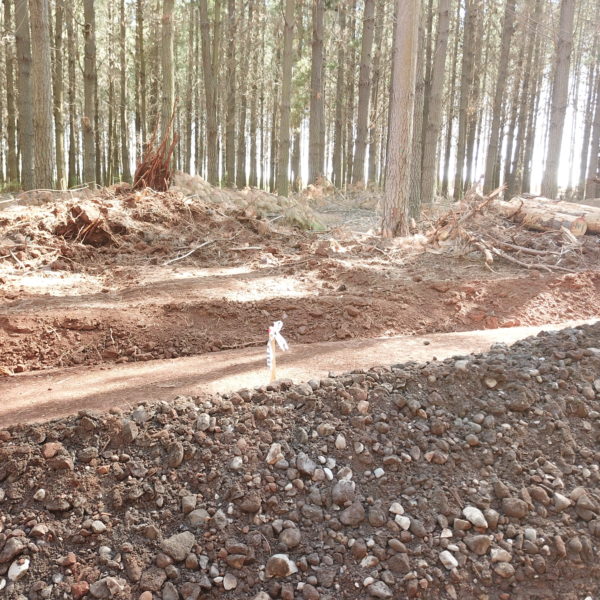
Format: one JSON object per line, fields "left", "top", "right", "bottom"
{"left": 267, "top": 321, "right": 289, "bottom": 381}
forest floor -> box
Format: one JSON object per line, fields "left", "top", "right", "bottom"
{"left": 1, "top": 179, "right": 600, "bottom": 599}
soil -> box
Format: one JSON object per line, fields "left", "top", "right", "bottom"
{"left": 1, "top": 322, "right": 600, "bottom": 600}
{"left": 1, "top": 184, "right": 599, "bottom": 375}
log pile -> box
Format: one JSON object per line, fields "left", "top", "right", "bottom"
{"left": 494, "top": 196, "right": 600, "bottom": 236}
{"left": 426, "top": 187, "right": 590, "bottom": 272}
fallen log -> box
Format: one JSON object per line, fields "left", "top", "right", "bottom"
{"left": 495, "top": 196, "right": 600, "bottom": 235}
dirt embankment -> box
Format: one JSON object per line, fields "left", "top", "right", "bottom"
{"left": 1, "top": 323, "right": 600, "bottom": 599}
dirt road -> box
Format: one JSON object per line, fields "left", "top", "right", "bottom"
{"left": 2, "top": 319, "right": 594, "bottom": 427}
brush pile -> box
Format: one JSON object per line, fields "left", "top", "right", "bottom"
{"left": 426, "top": 187, "right": 600, "bottom": 272}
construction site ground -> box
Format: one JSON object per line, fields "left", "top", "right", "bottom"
{"left": 1, "top": 180, "right": 600, "bottom": 599}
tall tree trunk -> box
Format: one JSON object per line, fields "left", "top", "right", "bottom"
{"left": 421, "top": 0, "right": 450, "bottom": 205}
{"left": 66, "top": 3, "right": 77, "bottom": 186}
{"left": 382, "top": 0, "right": 419, "bottom": 237}
{"left": 352, "top": 0, "right": 375, "bottom": 186}
{"left": 83, "top": 0, "right": 97, "bottom": 186}
{"left": 586, "top": 65, "right": 600, "bottom": 200}
{"left": 453, "top": 0, "right": 476, "bottom": 201}
{"left": 367, "top": 0, "right": 384, "bottom": 186}
{"left": 15, "top": 0, "right": 34, "bottom": 189}
{"left": 541, "top": 0, "right": 576, "bottom": 199}
{"left": 332, "top": 4, "right": 346, "bottom": 187}
{"left": 52, "top": 0, "right": 65, "bottom": 188}
{"left": 199, "top": 0, "right": 220, "bottom": 185}
{"left": 135, "top": 0, "right": 147, "bottom": 154}
{"left": 344, "top": 0, "right": 357, "bottom": 185}
{"left": 161, "top": 0, "right": 175, "bottom": 141}
{"left": 441, "top": 0, "right": 460, "bottom": 196}
{"left": 224, "top": 0, "right": 236, "bottom": 186}
{"left": 29, "top": 0, "right": 55, "bottom": 188}
{"left": 308, "top": 0, "right": 325, "bottom": 184}
{"left": 120, "top": 0, "right": 131, "bottom": 181}
{"left": 483, "top": 0, "right": 516, "bottom": 193}
{"left": 276, "top": 0, "right": 295, "bottom": 196}
{"left": 235, "top": 0, "right": 252, "bottom": 187}
{"left": 409, "top": 18, "right": 425, "bottom": 217}
{"left": 3, "top": 0, "right": 18, "bottom": 183}
{"left": 578, "top": 62, "right": 597, "bottom": 199}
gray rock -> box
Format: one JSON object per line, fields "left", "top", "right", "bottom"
{"left": 140, "top": 567, "right": 167, "bottom": 592}
{"left": 367, "top": 581, "right": 393, "bottom": 599}
{"left": 188, "top": 509, "right": 210, "bottom": 527}
{"left": 332, "top": 480, "right": 355, "bottom": 506}
{"left": 162, "top": 582, "right": 179, "bottom": 600}
{"left": 265, "top": 554, "right": 298, "bottom": 578}
{"left": 0, "top": 538, "right": 24, "bottom": 564}
{"left": 340, "top": 502, "right": 365, "bottom": 526}
{"left": 465, "top": 535, "right": 491, "bottom": 555}
{"left": 296, "top": 452, "right": 317, "bottom": 477}
{"left": 462, "top": 506, "right": 488, "bottom": 529}
{"left": 502, "top": 498, "right": 529, "bottom": 519}
{"left": 161, "top": 531, "right": 196, "bottom": 562}
{"left": 279, "top": 528, "right": 302, "bottom": 549}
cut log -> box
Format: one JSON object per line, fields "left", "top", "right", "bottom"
{"left": 495, "top": 196, "right": 600, "bottom": 235}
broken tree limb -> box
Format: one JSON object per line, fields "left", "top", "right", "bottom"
{"left": 495, "top": 196, "right": 600, "bottom": 234}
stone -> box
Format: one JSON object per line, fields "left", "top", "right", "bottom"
{"left": 465, "top": 535, "right": 491, "bottom": 555}
{"left": 0, "top": 538, "right": 25, "bottom": 563}
{"left": 182, "top": 495, "right": 197, "bottom": 514}
{"left": 367, "top": 581, "right": 393, "bottom": 599}
{"left": 265, "top": 554, "right": 298, "bottom": 578}
{"left": 502, "top": 498, "right": 529, "bottom": 519}
{"left": 167, "top": 442, "right": 184, "bottom": 468}
{"left": 335, "top": 434, "right": 347, "bottom": 450}
{"left": 266, "top": 443, "right": 284, "bottom": 465}
{"left": 140, "top": 567, "right": 167, "bottom": 592}
{"left": 223, "top": 574, "right": 238, "bottom": 591}
{"left": 279, "top": 528, "right": 302, "bottom": 549}
{"left": 554, "top": 493, "right": 572, "bottom": 512}
{"left": 340, "top": 502, "right": 365, "bottom": 526}
{"left": 161, "top": 531, "right": 196, "bottom": 562}
{"left": 7, "top": 558, "right": 30, "bottom": 582}
{"left": 162, "top": 582, "right": 179, "bottom": 600}
{"left": 439, "top": 551, "right": 458, "bottom": 570}
{"left": 389, "top": 502, "right": 404, "bottom": 515}
{"left": 463, "top": 506, "right": 488, "bottom": 529}
{"left": 296, "top": 453, "right": 317, "bottom": 476}
{"left": 188, "top": 509, "right": 210, "bottom": 527}
{"left": 89, "top": 577, "right": 124, "bottom": 599}
{"left": 491, "top": 548, "right": 512, "bottom": 563}
{"left": 302, "top": 583, "right": 320, "bottom": 600}
{"left": 332, "top": 480, "right": 355, "bottom": 506}
{"left": 71, "top": 582, "right": 90, "bottom": 599}
{"left": 196, "top": 414, "right": 211, "bottom": 431}
{"left": 91, "top": 520, "right": 107, "bottom": 534}
{"left": 493, "top": 563, "right": 515, "bottom": 578}
{"left": 240, "top": 492, "right": 262, "bottom": 513}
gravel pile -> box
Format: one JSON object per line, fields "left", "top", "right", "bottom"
{"left": 1, "top": 323, "right": 600, "bottom": 599}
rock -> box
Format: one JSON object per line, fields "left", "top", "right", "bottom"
{"left": 188, "top": 509, "right": 210, "bottom": 527}
{"left": 296, "top": 452, "right": 317, "bottom": 476}
{"left": 239, "top": 492, "right": 262, "bottom": 513}
{"left": 368, "top": 507, "right": 387, "bottom": 527}
{"left": 332, "top": 480, "right": 355, "bottom": 506}
{"left": 92, "top": 577, "right": 125, "bottom": 599}
{"left": 463, "top": 506, "right": 488, "bottom": 529}
{"left": 266, "top": 443, "right": 284, "bottom": 465}
{"left": 465, "top": 535, "right": 491, "bottom": 555}
{"left": 161, "top": 583, "right": 178, "bottom": 600}
{"left": 71, "top": 582, "right": 90, "bottom": 599}
{"left": 367, "top": 581, "right": 393, "bottom": 599}
{"left": 0, "top": 538, "right": 25, "bottom": 563}
{"left": 140, "top": 567, "right": 167, "bottom": 592}
{"left": 265, "top": 554, "right": 298, "bottom": 578}
{"left": 389, "top": 502, "right": 404, "bottom": 515}
{"left": 167, "top": 442, "right": 184, "bottom": 468}
{"left": 91, "top": 520, "right": 107, "bottom": 534}
{"left": 335, "top": 434, "right": 346, "bottom": 450}
{"left": 196, "top": 413, "right": 211, "bottom": 431}
{"left": 340, "top": 502, "right": 365, "bottom": 526}
{"left": 161, "top": 531, "right": 196, "bottom": 562}
{"left": 395, "top": 515, "right": 411, "bottom": 530}
{"left": 182, "top": 495, "right": 197, "bottom": 514}
{"left": 279, "top": 528, "right": 302, "bottom": 549}
{"left": 490, "top": 548, "right": 512, "bottom": 563}
{"left": 493, "top": 563, "right": 515, "bottom": 578}
{"left": 223, "top": 574, "right": 238, "bottom": 591}
{"left": 439, "top": 551, "right": 458, "bottom": 570}
{"left": 302, "top": 583, "right": 320, "bottom": 600}
{"left": 7, "top": 558, "right": 30, "bottom": 581}
{"left": 554, "top": 493, "right": 572, "bottom": 512}
{"left": 502, "top": 498, "right": 529, "bottom": 518}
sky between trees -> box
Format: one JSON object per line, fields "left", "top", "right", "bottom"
{"left": 1, "top": 0, "right": 599, "bottom": 228}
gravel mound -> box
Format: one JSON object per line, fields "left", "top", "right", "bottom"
{"left": 1, "top": 323, "right": 600, "bottom": 599}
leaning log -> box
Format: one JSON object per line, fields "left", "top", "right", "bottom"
{"left": 495, "top": 196, "right": 600, "bottom": 235}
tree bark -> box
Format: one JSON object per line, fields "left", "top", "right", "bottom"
{"left": 52, "top": 0, "right": 65, "bottom": 188}
{"left": 332, "top": 3, "right": 346, "bottom": 187}
{"left": 224, "top": 0, "right": 237, "bottom": 186}
{"left": 199, "top": 0, "right": 220, "bottom": 185}
{"left": 3, "top": 0, "right": 18, "bottom": 183}
{"left": 29, "top": 0, "right": 55, "bottom": 188}
{"left": 482, "top": 0, "right": 516, "bottom": 193}
{"left": 421, "top": 0, "right": 450, "bottom": 205}
{"left": 453, "top": 0, "right": 476, "bottom": 201}
{"left": 352, "top": 0, "right": 375, "bottom": 186}
{"left": 120, "top": 0, "right": 131, "bottom": 181}
{"left": 308, "top": 0, "right": 325, "bottom": 184}
{"left": 83, "top": 0, "right": 97, "bottom": 186}
{"left": 15, "top": 0, "right": 34, "bottom": 189}
{"left": 276, "top": 0, "right": 295, "bottom": 196}
{"left": 160, "top": 0, "right": 175, "bottom": 141}
{"left": 409, "top": 18, "right": 425, "bottom": 217}
{"left": 586, "top": 65, "right": 600, "bottom": 200}
{"left": 541, "top": 0, "right": 576, "bottom": 199}
{"left": 382, "top": 0, "right": 419, "bottom": 238}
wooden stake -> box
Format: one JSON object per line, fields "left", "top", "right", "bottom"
{"left": 269, "top": 337, "right": 277, "bottom": 383}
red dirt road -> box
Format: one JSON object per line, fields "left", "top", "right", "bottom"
{"left": 2, "top": 319, "right": 594, "bottom": 427}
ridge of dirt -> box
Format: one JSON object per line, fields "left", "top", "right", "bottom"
{"left": 1, "top": 323, "right": 600, "bottom": 599}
